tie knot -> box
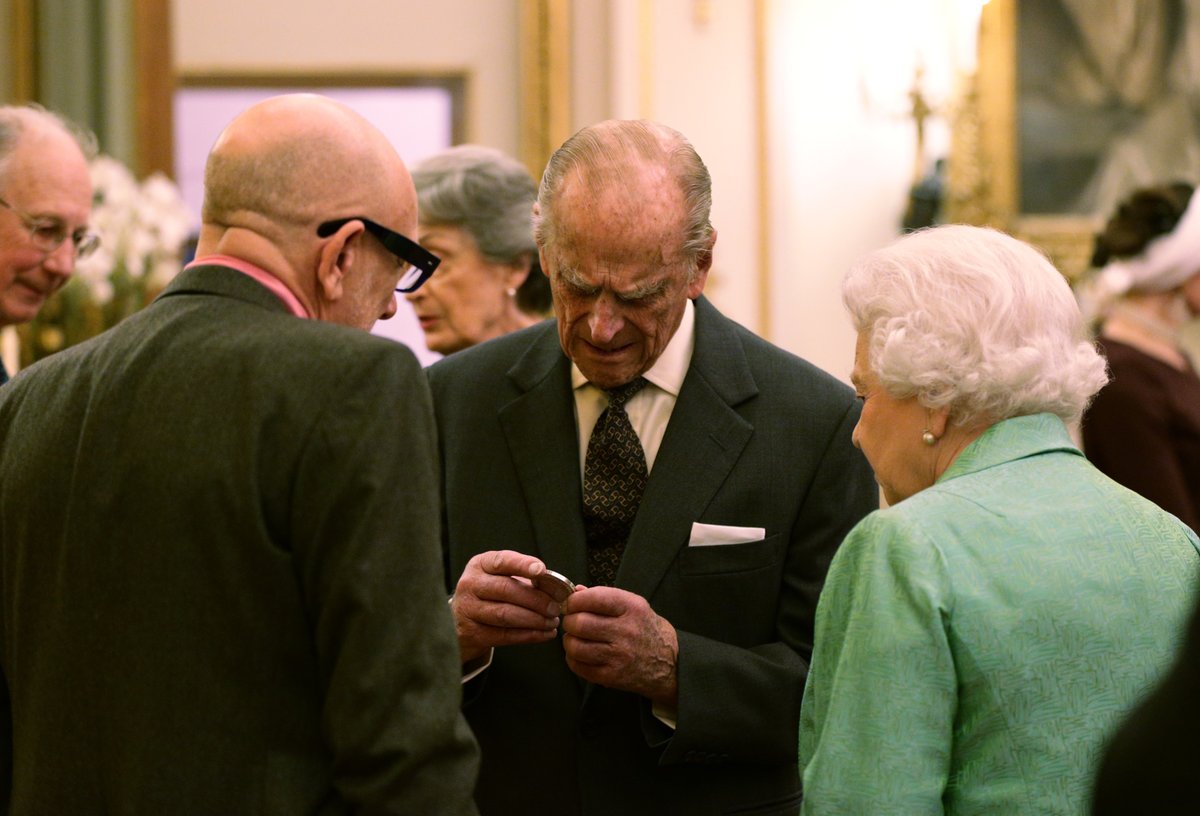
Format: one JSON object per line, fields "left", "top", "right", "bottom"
{"left": 604, "top": 377, "right": 648, "bottom": 410}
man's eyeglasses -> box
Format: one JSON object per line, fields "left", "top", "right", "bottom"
{"left": 0, "top": 196, "right": 101, "bottom": 259}
{"left": 317, "top": 216, "right": 440, "bottom": 293}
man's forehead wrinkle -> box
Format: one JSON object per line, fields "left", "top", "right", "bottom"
{"left": 559, "top": 241, "right": 672, "bottom": 276}
{"left": 557, "top": 201, "right": 686, "bottom": 267}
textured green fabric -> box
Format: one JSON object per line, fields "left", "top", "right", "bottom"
{"left": 800, "top": 413, "right": 1200, "bottom": 815}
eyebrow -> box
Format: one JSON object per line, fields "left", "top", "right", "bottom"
{"left": 558, "top": 265, "right": 599, "bottom": 293}
{"left": 558, "top": 265, "right": 668, "bottom": 301}
{"left": 17, "top": 209, "right": 64, "bottom": 225}
{"left": 619, "top": 278, "right": 668, "bottom": 301}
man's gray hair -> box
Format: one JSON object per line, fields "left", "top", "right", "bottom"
{"left": 843, "top": 224, "right": 1110, "bottom": 427}
{"left": 532, "top": 120, "right": 713, "bottom": 275}
{"left": 0, "top": 104, "right": 97, "bottom": 188}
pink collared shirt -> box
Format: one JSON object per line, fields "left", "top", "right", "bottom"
{"left": 186, "top": 254, "right": 310, "bottom": 318}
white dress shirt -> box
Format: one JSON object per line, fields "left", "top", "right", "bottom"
{"left": 571, "top": 298, "right": 696, "bottom": 474}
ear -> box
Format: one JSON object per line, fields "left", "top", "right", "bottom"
{"left": 927, "top": 405, "right": 952, "bottom": 439}
{"left": 505, "top": 252, "right": 534, "bottom": 290}
{"left": 315, "top": 220, "right": 365, "bottom": 304}
{"left": 687, "top": 228, "right": 717, "bottom": 299}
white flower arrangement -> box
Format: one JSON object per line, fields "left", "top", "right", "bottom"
{"left": 73, "top": 155, "right": 194, "bottom": 307}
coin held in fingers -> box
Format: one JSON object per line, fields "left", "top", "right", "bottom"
{"left": 531, "top": 569, "right": 576, "bottom": 603}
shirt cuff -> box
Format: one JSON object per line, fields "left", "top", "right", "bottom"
{"left": 449, "top": 595, "right": 494, "bottom": 683}
{"left": 651, "top": 701, "right": 678, "bottom": 730}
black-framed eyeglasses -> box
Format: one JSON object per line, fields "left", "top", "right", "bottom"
{"left": 317, "top": 216, "right": 440, "bottom": 293}
{"left": 0, "top": 195, "right": 101, "bottom": 259}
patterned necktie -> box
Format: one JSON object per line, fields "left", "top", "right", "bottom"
{"left": 583, "top": 377, "right": 649, "bottom": 586}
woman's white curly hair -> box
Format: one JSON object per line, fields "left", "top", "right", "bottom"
{"left": 843, "top": 225, "right": 1110, "bottom": 426}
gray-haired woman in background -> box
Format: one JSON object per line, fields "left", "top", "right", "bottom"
{"left": 406, "top": 145, "right": 551, "bottom": 355}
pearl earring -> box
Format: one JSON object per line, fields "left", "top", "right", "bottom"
{"left": 922, "top": 430, "right": 937, "bottom": 446}
{"left": 506, "top": 287, "right": 517, "bottom": 298}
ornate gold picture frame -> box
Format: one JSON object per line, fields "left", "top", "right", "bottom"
{"left": 948, "top": 0, "right": 1100, "bottom": 280}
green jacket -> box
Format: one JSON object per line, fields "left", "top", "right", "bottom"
{"left": 800, "top": 413, "right": 1200, "bottom": 815}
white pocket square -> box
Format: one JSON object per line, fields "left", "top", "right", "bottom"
{"left": 688, "top": 522, "right": 767, "bottom": 547}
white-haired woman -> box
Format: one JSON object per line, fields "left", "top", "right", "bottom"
{"left": 798, "top": 225, "right": 1200, "bottom": 814}
{"left": 1078, "top": 182, "right": 1200, "bottom": 531}
{"left": 406, "top": 145, "right": 551, "bottom": 355}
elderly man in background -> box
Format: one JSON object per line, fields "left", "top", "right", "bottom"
{"left": 0, "top": 94, "right": 479, "bottom": 814}
{"left": 0, "top": 104, "right": 97, "bottom": 384}
{"left": 429, "top": 119, "right": 877, "bottom": 815}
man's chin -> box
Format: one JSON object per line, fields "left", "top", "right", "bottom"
{"left": 0, "top": 300, "right": 40, "bottom": 327}
{"left": 575, "top": 360, "right": 641, "bottom": 390}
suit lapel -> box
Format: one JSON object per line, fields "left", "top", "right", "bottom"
{"left": 498, "top": 327, "right": 591, "bottom": 582}
{"left": 616, "top": 298, "right": 758, "bottom": 600}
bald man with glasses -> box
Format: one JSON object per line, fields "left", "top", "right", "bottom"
{"left": 0, "top": 94, "right": 479, "bottom": 813}
{"left": 0, "top": 105, "right": 99, "bottom": 384}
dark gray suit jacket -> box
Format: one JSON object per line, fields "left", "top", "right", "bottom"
{"left": 428, "top": 297, "right": 877, "bottom": 816}
{"left": 0, "top": 265, "right": 479, "bottom": 815}
{"left": 1093, "top": 586, "right": 1200, "bottom": 815}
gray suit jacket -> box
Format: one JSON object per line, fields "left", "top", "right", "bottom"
{"left": 0, "top": 265, "right": 479, "bottom": 815}
{"left": 429, "top": 296, "right": 877, "bottom": 816}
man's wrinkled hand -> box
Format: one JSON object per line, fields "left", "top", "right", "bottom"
{"left": 452, "top": 550, "right": 562, "bottom": 665}
{"left": 561, "top": 586, "right": 679, "bottom": 707}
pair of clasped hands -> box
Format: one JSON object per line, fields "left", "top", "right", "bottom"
{"left": 452, "top": 549, "right": 679, "bottom": 708}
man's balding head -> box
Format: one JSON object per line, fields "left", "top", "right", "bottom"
{"left": 202, "top": 94, "right": 413, "bottom": 230}
{"left": 196, "top": 94, "right": 421, "bottom": 330}
{"left": 0, "top": 105, "right": 96, "bottom": 188}
{"left": 532, "top": 119, "right": 713, "bottom": 275}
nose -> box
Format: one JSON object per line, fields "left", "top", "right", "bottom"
{"left": 42, "top": 239, "right": 77, "bottom": 278}
{"left": 850, "top": 419, "right": 863, "bottom": 450}
{"left": 587, "top": 297, "right": 624, "bottom": 344}
{"left": 404, "top": 287, "right": 423, "bottom": 304}
{"left": 380, "top": 293, "right": 399, "bottom": 321}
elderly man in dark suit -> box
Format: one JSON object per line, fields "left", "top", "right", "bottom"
{"left": 0, "top": 94, "right": 479, "bottom": 813}
{"left": 430, "top": 119, "right": 877, "bottom": 815}
{"left": 0, "top": 105, "right": 98, "bottom": 384}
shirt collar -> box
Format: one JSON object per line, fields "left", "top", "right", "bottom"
{"left": 186, "top": 254, "right": 310, "bottom": 318}
{"left": 571, "top": 298, "right": 696, "bottom": 394}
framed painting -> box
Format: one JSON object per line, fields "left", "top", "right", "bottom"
{"left": 950, "top": 0, "right": 1200, "bottom": 279}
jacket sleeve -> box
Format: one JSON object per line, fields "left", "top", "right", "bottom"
{"left": 799, "top": 513, "right": 954, "bottom": 814}
{"left": 289, "top": 346, "right": 479, "bottom": 815}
